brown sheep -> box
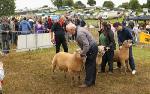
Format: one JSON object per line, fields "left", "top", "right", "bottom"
{"left": 51, "top": 50, "right": 84, "bottom": 86}
{"left": 113, "top": 40, "right": 132, "bottom": 74}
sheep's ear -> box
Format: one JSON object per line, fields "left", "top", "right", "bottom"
{"left": 76, "top": 48, "right": 81, "bottom": 53}
{"left": 128, "top": 39, "right": 132, "bottom": 43}
{"left": 123, "top": 40, "right": 127, "bottom": 45}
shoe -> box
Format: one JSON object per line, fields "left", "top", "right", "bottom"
{"left": 132, "top": 70, "right": 136, "bottom": 75}
{"left": 78, "top": 84, "right": 88, "bottom": 88}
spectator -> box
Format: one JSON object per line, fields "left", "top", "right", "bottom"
{"left": 122, "top": 18, "right": 127, "bottom": 27}
{"left": 19, "top": 17, "right": 31, "bottom": 35}
{"left": 35, "top": 20, "right": 44, "bottom": 33}
{"left": 47, "top": 16, "right": 53, "bottom": 33}
{"left": 1, "top": 18, "right": 11, "bottom": 55}
{"left": 146, "top": 22, "right": 150, "bottom": 34}
{"left": 0, "top": 19, "right": 2, "bottom": 49}
{"left": 10, "top": 17, "right": 17, "bottom": 45}
{"left": 28, "top": 17, "right": 34, "bottom": 30}
{"left": 44, "top": 17, "right": 49, "bottom": 33}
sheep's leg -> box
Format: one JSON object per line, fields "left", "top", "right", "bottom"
{"left": 121, "top": 60, "right": 127, "bottom": 75}
{"left": 51, "top": 64, "right": 56, "bottom": 79}
{"left": 125, "top": 60, "right": 130, "bottom": 72}
{"left": 68, "top": 70, "right": 74, "bottom": 86}
{"left": 64, "top": 70, "right": 67, "bottom": 79}
{"left": 77, "top": 72, "right": 81, "bottom": 84}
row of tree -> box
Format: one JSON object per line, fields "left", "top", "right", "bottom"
{"left": 119, "top": 0, "right": 150, "bottom": 11}
{"left": 51, "top": 0, "right": 150, "bottom": 11}
{"left": 0, "top": 0, "right": 150, "bottom": 17}
{"left": 51, "top": 0, "right": 96, "bottom": 9}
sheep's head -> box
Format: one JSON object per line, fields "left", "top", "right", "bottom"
{"left": 98, "top": 46, "right": 106, "bottom": 56}
{"left": 122, "top": 40, "right": 132, "bottom": 48}
{"left": 74, "top": 49, "right": 82, "bottom": 59}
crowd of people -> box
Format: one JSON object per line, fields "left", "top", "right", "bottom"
{"left": 0, "top": 14, "right": 86, "bottom": 55}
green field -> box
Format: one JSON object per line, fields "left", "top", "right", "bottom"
{"left": 1, "top": 28, "right": 150, "bottom": 94}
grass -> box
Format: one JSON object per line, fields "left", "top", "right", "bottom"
{"left": 1, "top": 27, "right": 150, "bottom": 94}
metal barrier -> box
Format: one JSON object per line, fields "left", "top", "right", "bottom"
{"left": 0, "top": 30, "right": 53, "bottom": 54}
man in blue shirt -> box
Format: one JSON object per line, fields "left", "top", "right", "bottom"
{"left": 19, "top": 17, "right": 31, "bottom": 35}
{"left": 113, "top": 22, "right": 136, "bottom": 75}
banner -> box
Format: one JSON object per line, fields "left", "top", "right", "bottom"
{"left": 139, "top": 32, "right": 150, "bottom": 44}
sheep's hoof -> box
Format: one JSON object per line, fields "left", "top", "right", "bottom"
{"left": 51, "top": 75, "right": 56, "bottom": 80}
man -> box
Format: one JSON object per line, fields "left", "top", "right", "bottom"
{"left": 1, "top": 18, "right": 11, "bottom": 55}
{"left": 10, "top": 17, "right": 17, "bottom": 45}
{"left": 19, "top": 17, "right": 31, "bottom": 35}
{"left": 113, "top": 22, "right": 136, "bottom": 75}
{"left": 66, "top": 23, "right": 98, "bottom": 88}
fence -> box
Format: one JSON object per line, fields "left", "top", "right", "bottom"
{"left": 0, "top": 30, "right": 53, "bottom": 53}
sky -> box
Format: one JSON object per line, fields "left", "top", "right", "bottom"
{"left": 15, "top": 0, "right": 147, "bottom": 10}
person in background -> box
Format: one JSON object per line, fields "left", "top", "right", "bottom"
{"left": 44, "top": 17, "right": 49, "bottom": 33}
{"left": 146, "top": 22, "right": 150, "bottom": 34}
{"left": 128, "top": 21, "right": 137, "bottom": 44}
{"left": 122, "top": 18, "right": 127, "bottom": 27}
{"left": 1, "top": 18, "right": 11, "bottom": 55}
{"left": 51, "top": 16, "right": 68, "bottom": 53}
{"left": 19, "top": 17, "right": 31, "bottom": 35}
{"left": 28, "top": 17, "right": 34, "bottom": 31}
{"left": 35, "top": 20, "right": 44, "bottom": 33}
{"left": 66, "top": 23, "right": 98, "bottom": 88}
{"left": 99, "top": 22, "right": 116, "bottom": 74}
{"left": 47, "top": 16, "right": 53, "bottom": 33}
{"left": 10, "top": 17, "right": 17, "bottom": 45}
{"left": 113, "top": 22, "right": 136, "bottom": 75}
{"left": 0, "top": 19, "right": 2, "bottom": 49}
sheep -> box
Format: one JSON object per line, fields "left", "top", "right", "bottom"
{"left": 113, "top": 40, "right": 132, "bottom": 74}
{"left": 96, "top": 46, "right": 110, "bottom": 74}
{"left": 51, "top": 50, "right": 84, "bottom": 86}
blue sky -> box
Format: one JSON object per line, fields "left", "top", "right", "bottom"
{"left": 15, "top": 0, "right": 147, "bottom": 9}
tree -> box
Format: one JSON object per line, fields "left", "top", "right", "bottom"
{"left": 119, "top": 2, "right": 129, "bottom": 9}
{"left": 87, "top": 0, "right": 96, "bottom": 6}
{"left": 103, "top": 1, "right": 114, "bottom": 9}
{"left": 129, "top": 0, "right": 140, "bottom": 11}
{"left": 142, "top": 3, "right": 147, "bottom": 8}
{"left": 74, "top": 1, "right": 86, "bottom": 9}
{"left": 63, "top": 0, "right": 74, "bottom": 7}
{"left": 51, "top": 0, "right": 63, "bottom": 8}
{"left": 147, "top": 0, "right": 150, "bottom": 8}
{"left": 0, "top": 0, "right": 15, "bottom": 17}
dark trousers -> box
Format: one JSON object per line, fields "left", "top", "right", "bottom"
{"left": 55, "top": 34, "right": 68, "bottom": 53}
{"left": 11, "top": 32, "right": 17, "bottom": 45}
{"left": 84, "top": 43, "right": 98, "bottom": 86}
{"left": 101, "top": 50, "right": 114, "bottom": 72}
{"left": 2, "top": 33, "right": 10, "bottom": 54}
{"left": 117, "top": 46, "right": 135, "bottom": 70}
